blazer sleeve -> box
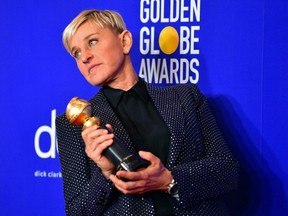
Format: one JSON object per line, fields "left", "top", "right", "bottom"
{"left": 170, "top": 85, "right": 239, "bottom": 208}
{"left": 56, "top": 114, "right": 114, "bottom": 216}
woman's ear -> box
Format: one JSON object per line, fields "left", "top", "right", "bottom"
{"left": 120, "top": 30, "right": 133, "bottom": 54}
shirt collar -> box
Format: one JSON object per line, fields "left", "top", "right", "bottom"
{"left": 103, "top": 78, "right": 149, "bottom": 109}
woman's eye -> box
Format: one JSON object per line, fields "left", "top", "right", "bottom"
{"left": 73, "top": 51, "right": 81, "bottom": 59}
{"left": 89, "top": 39, "right": 97, "bottom": 46}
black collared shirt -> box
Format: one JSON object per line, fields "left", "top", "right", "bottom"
{"left": 102, "top": 79, "right": 170, "bottom": 165}
{"left": 103, "top": 79, "right": 174, "bottom": 216}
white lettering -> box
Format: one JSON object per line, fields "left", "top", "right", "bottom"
{"left": 160, "top": 0, "right": 169, "bottom": 23}
{"left": 139, "top": 58, "right": 148, "bottom": 81}
{"left": 180, "top": 0, "right": 189, "bottom": 22}
{"left": 140, "top": 0, "right": 150, "bottom": 23}
{"left": 148, "top": 58, "right": 161, "bottom": 83}
{"left": 34, "top": 170, "right": 62, "bottom": 178}
{"left": 170, "top": 58, "right": 180, "bottom": 84}
{"left": 140, "top": 0, "right": 201, "bottom": 23}
{"left": 159, "top": 58, "right": 169, "bottom": 83}
{"left": 190, "top": 26, "right": 200, "bottom": 54}
{"left": 34, "top": 109, "right": 58, "bottom": 159}
{"left": 34, "top": 170, "right": 47, "bottom": 177}
{"left": 170, "top": 0, "right": 180, "bottom": 22}
{"left": 191, "top": 0, "right": 201, "bottom": 22}
{"left": 140, "top": 27, "right": 150, "bottom": 54}
{"left": 180, "top": 58, "right": 190, "bottom": 83}
{"left": 150, "top": 0, "right": 160, "bottom": 23}
{"left": 48, "top": 171, "right": 62, "bottom": 178}
{"left": 190, "top": 58, "right": 199, "bottom": 83}
{"left": 179, "top": 26, "right": 200, "bottom": 55}
{"left": 139, "top": 58, "right": 199, "bottom": 84}
{"left": 139, "top": 26, "right": 160, "bottom": 55}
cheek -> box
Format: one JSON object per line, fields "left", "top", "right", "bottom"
{"left": 106, "top": 42, "right": 124, "bottom": 60}
{"left": 108, "top": 48, "right": 125, "bottom": 65}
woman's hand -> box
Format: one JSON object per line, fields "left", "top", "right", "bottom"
{"left": 109, "top": 151, "right": 173, "bottom": 194}
{"left": 81, "top": 124, "right": 115, "bottom": 179}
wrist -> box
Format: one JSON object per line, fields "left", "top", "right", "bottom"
{"left": 166, "top": 178, "right": 179, "bottom": 195}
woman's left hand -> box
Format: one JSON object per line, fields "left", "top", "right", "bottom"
{"left": 109, "top": 151, "right": 173, "bottom": 194}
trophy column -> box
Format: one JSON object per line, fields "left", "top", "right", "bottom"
{"left": 66, "top": 97, "right": 150, "bottom": 171}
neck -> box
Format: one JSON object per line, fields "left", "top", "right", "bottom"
{"left": 109, "top": 56, "right": 139, "bottom": 90}
{"left": 107, "top": 71, "right": 139, "bottom": 91}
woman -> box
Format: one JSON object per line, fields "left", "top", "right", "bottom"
{"left": 56, "top": 9, "right": 239, "bottom": 215}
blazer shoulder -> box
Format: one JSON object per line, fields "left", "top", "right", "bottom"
{"left": 172, "top": 83, "right": 201, "bottom": 94}
{"left": 168, "top": 84, "right": 207, "bottom": 112}
{"left": 161, "top": 83, "right": 204, "bottom": 102}
{"left": 146, "top": 82, "right": 200, "bottom": 92}
{"left": 56, "top": 112, "right": 68, "bottom": 126}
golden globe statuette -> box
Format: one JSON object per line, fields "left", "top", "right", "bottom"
{"left": 66, "top": 97, "right": 150, "bottom": 172}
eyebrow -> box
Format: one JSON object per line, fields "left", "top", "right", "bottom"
{"left": 70, "top": 33, "right": 99, "bottom": 54}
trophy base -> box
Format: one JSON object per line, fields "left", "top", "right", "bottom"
{"left": 118, "top": 155, "right": 150, "bottom": 172}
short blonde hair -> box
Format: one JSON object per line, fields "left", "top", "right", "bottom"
{"left": 63, "top": 9, "right": 126, "bottom": 53}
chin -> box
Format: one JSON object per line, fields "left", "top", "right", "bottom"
{"left": 88, "top": 79, "right": 106, "bottom": 87}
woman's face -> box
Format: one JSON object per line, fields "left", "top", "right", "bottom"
{"left": 69, "top": 20, "right": 128, "bottom": 87}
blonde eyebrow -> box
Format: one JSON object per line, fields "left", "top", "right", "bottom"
{"left": 70, "top": 33, "right": 99, "bottom": 54}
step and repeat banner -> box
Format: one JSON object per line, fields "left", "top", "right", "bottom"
{"left": 1, "top": 0, "right": 287, "bottom": 215}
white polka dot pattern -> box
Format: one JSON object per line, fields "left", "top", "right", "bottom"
{"left": 56, "top": 82, "right": 239, "bottom": 215}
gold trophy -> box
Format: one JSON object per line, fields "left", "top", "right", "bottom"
{"left": 66, "top": 97, "right": 150, "bottom": 171}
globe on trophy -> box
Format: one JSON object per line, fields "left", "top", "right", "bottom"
{"left": 66, "top": 97, "right": 150, "bottom": 171}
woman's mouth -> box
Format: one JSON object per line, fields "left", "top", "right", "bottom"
{"left": 88, "top": 64, "right": 100, "bottom": 74}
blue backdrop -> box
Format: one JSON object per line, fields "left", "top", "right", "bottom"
{"left": 0, "top": 0, "right": 287, "bottom": 215}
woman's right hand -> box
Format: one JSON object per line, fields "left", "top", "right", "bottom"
{"left": 81, "top": 124, "right": 115, "bottom": 179}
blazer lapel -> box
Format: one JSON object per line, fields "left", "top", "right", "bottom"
{"left": 89, "top": 90, "right": 136, "bottom": 153}
{"left": 146, "top": 84, "right": 185, "bottom": 168}
{"left": 89, "top": 85, "right": 185, "bottom": 168}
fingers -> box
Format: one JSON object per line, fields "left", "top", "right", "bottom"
{"left": 104, "top": 124, "right": 114, "bottom": 133}
{"left": 110, "top": 174, "right": 147, "bottom": 194}
{"left": 80, "top": 124, "right": 116, "bottom": 178}
{"left": 116, "top": 169, "right": 147, "bottom": 182}
{"left": 110, "top": 151, "right": 172, "bottom": 194}
{"left": 115, "top": 151, "right": 160, "bottom": 181}
{"left": 86, "top": 137, "right": 113, "bottom": 160}
{"left": 82, "top": 125, "right": 113, "bottom": 145}
{"left": 138, "top": 150, "right": 159, "bottom": 163}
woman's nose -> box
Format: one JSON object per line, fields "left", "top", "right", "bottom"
{"left": 81, "top": 49, "right": 93, "bottom": 63}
